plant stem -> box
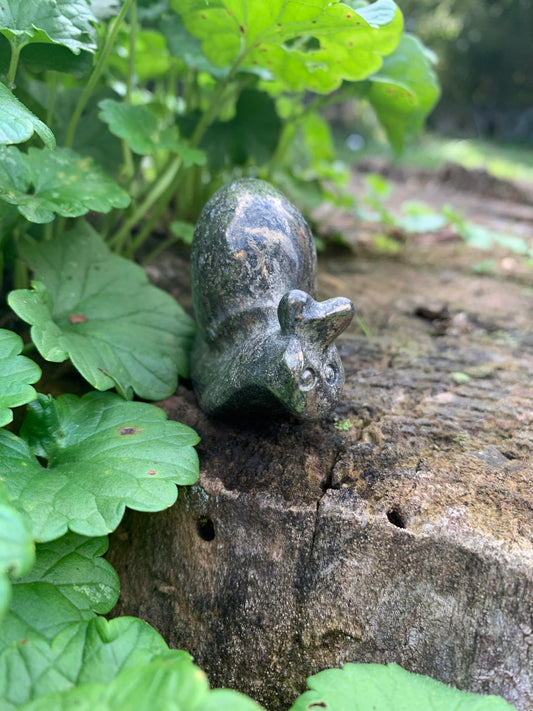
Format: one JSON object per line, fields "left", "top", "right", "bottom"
{"left": 126, "top": 1, "right": 137, "bottom": 103}
{"left": 111, "top": 51, "right": 248, "bottom": 255}
{"left": 121, "top": 0, "right": 137, "bottom": 180}
{"left": 109, "top": 155, "right": 182, "bottom": 253}
{"left": 125, "top": 179, "right": 175, "bottom": 258}
{"left": 266, "top": 121, "right": 297, "bottom": 179}
{"left": 65, "top": 0, "right": 134, "bottom": 148}
{"left": 189, "top": 52, "right": 246, "bottom": 149}
{"left": 45, "top": 71, "right": 58, "bottom": 128}
{"left": 44, "top": 221, "right": 54, "bottom": 241}
{"left": 267, "top": 86, "right": 359, "bottom": 179}
{"left": 6, "top": 40, "right": 23, "bottom": 85}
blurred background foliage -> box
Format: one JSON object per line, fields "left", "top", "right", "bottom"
{"left": 399, "top": 0, "right": 533, "bottom": 142}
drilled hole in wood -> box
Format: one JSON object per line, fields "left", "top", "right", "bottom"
{"left": 196, "top": 517, "right": 215, "bottom": 541}
{"left": 386, "top": 507, "right": 406, "bottom": 529}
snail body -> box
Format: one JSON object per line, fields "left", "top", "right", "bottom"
{"left": 190, "top": 178, "right": 353, "bottom": 420}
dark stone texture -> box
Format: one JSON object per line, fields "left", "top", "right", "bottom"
{"left": 190, "top": 178, "right": 353, "bottom": 420}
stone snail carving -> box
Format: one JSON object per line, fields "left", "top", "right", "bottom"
{"left": 190, "top": 178, "right": 354, "bottom": 420}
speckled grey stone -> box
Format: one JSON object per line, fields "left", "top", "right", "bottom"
{"left": 190, "top": 178, "right": 354, "bottom": 420}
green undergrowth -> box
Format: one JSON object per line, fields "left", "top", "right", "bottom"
{"left": 343, "top": 132, "right": 533, "bottom": 184}
{"left": 358, "top": 173, "right": 533, "bottom": 265}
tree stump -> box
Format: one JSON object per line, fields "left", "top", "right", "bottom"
{"left": 108, "top": 238, "right": 533, "bottom": 710}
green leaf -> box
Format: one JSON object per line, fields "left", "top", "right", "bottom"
{"left": 396, "top": 201, "right": 447, "bottom": 234}
{"left": 97, "top": 100, "right": 161, "bottom": 155}
{"left": 456, "top": 223, "right": 495, "bottom": 251}
{"left": 97, "top": 99, "right": 206, "bottom": 165}
{"left": 0, "top": 391, "right": 199, "bottom": 541}
{"left": 161, "top": 12, "right": 228, "bottom": 78}
{"left": 366, "top": 33, "right": 440, "bottom": 151}
{"left": 0, "top": 488, "right": 35, "bottom": 621}
{"left": 0, "top": 34, "right": 94, "bottom": 77}
{"left": 0, "top": 533, "right": 118, "bottom": 646}
{"left": 493, "top": 232, "right": 529, "bottom": 255}
{"left": 170, "top": 220, "right": 195, "bottom": 245}
{"left": 301, "top": 112, "right": 335, "bottom": 167}
{"left": 0, "top": 328, "right": 41, "bottom": 427}
{"left": 198, "top": 689, "right": 264, "bottom": 711}
{"left": 0, "top": 0, "right": 98, "bottom": 55}
{"left": 372, "top": 233, "right": 403, "bottom": 254}
{"left": 17, "top": 652, "right": 263, "bottom": 711}
{"left": 290, "top": 663, "right": 517, "bottom": 711}
{"left": 365, "top": 172, "right": 392, "bottom": 198}
{"left": 109, "top": 28, "right": 174, "bottom": 80}
{"left": 0, "top": 616, "right": 187, "bottom": 710}
{"left": 0, "top": 82, "right": 55, "bottom": 149}
{"left": 0, "top": 146, "right": 130, "bottom": 223}
{"left": 173, "top": 0, "right": 403, "bottom": 94}
{"left": 8, "top": 222, "right": 195, "bottom": 398}
{"left": 202, "top": 88, "right": 281, "bottom": 169}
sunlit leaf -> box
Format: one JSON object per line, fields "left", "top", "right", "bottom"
{"left": 0, "top": 533, "right": 118, "bottom": 645}
{"left": 173, "top": 0, "right": 403, "bottom": 93}
{"left": 396, "top": 201, "right": 447, "bottom": 233}
{"left": 0, "top": 146, "right": 130, "bottom": 223}
{"left": 0, "top": 0, "right": 98, "bottom": 55}
{"left": 0, "top": 391, "right": 199, "bottom": 541}
{"left": 8, "top": 222, "right": 195, "bottom": 398}
{"left": 290, "top": 663, "right": 517, "bottom": 711}
{"left": 0, "top": 617, "right": 189, "bottom": 711}
{"left": 366, "top": 33, "right": 440, "bottom": 151}
{"left": 15, "top": 649, "right": 262, "bottom": 711}
{"left": 161, "top": 12, "right": 228, "bottom": 77}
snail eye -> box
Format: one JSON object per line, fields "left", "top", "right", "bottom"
{"left": 324, "top": 363, "right": 337, "bottom": 384}
{"left": 299, "top": 367, "right": 317, "bottom": 392}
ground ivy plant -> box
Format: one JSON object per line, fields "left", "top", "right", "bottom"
{"left": 0, "top": 1, "right": 517, "bottom": 709}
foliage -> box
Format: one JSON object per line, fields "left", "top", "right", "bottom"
{"left": 0, "top": 533, "right": 119, "bottom": 645}
{"left": 0, "top": 489, "right": 34, "bottom": 620}
{"left": 0, "top": 146, "right": 129, "bottom": 223}
{"left": 361, "top": 174, "right": 533, "bottom": 262}
{"left": 398, "top": 0, "right": 533, "bottom": 125}
{"left": 364, "top": 33, "right": 440, "bottom": 151}
{"left": 174, "top": 0, "right": 403, "bottom": 93}
{"left": 290, "top": 663, "right": 517, "bottom": 710}
{"left": 8, "top": 222, "right": 195, "bottom": 399}
{"left": 0, "top": 0, "right": 439, "bottom": 264}
{"left": 0, "top": 329, "right": 41, "bottom": 426}
{"left": 0, "top": 83, "right": 55, "bottom": 149}
{"left": 1, "top": 391, "right": 199, "bottom": 541}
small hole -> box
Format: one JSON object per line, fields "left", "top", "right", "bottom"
{"left": 386, "top": 508, "right": 406, "bottom": 529}
{"left": 196, "top": 517, "right": 215, "bottom": 541}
